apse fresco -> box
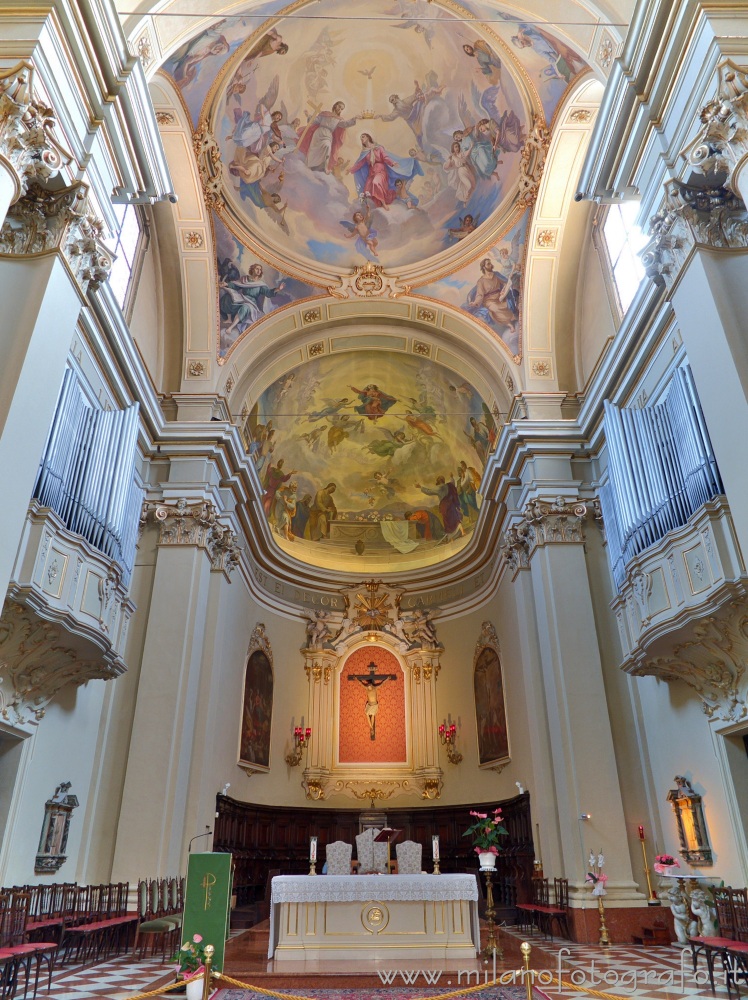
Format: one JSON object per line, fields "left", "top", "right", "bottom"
{"left": 415, "top": 209, "right": 528, "bottom": 359}
{"left": 215, "top": 214, "right": 316, "bottom": 357}
{"left": 212, "top": 0, "right": 530, "bottom": 270}
{"left": 246, "top": 351, "right": 495, "bottom": 569}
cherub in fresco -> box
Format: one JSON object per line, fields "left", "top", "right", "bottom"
{"left": 327, "top": 414, "right": 364, "bottom": 453}
{"left": 393, "top": 178, "right": 418, "bottom": 210}
{"left": 229, "top": 140, "right": 284, "bottom": 204}
{"left": 371, "top": 470, "right": 404, "bottom": 500}
{"left": 462, "top": 41, "right": 502, "bottom": 86}
{"left": 226, "top": 39, "right": 286, "bottom": 106}
{"left": 298, "top": 426, "right": 326, "bottom": 452}
{"left": 376, "top": 77, "right": 444, "bottom": 148}
{"left": 403, "top": 409, "right": 443, "bottom": 443}
{"left": 171, "top": 24, "right": 229, "bottom": 88}
{"left": 392, "top": 16, "right": 435, "bottom": 49}
{"left": 340, "top": 204, "right": 379, "bottom": 261}
{"left": 447, "top": 214, "right": 476, "bottom": 240}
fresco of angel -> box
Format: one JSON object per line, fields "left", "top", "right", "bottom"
{"left": 340, "top": 202, "right": 379, "bottom": 261}
{"left": 508, "top": 21, "right": 585, "bottom": 83}
{"left": 462, "top": 40, "right": 502, "bottom": 86}
{"left": 376, "top": 76, "right": 445, "bottom": 148}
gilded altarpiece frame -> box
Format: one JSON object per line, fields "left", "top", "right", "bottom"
{"left": 299, "top": 584, "right": 445, "bottom": 803}
{"left": 238, "top": 624, "right": 273, "bottom": 776}
{"left": 474, "top": 622, "right": 511, "bottom": 771}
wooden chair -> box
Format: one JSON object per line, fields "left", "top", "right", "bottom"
{"left": 395, "top": 841, "right": 422, "bottom": 875}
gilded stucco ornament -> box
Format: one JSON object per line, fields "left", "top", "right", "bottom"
{"left": 517, "top": 118, "right": 551, "bottom": 207}
{"left": 0, "top": 62, "right": 71, "bottom": 201}
{"left": 642, "top": 179, "right": 748, "bottom": 291}
{"left": 681, "top": 60, "right": 748, "bottom": 199}
{"left": 0, "top": 181, "right": 112, "bottom": 293}
{"left": 330, "top": 262, "right": 410, "bottom": 300}
{"left": 193, "top": 123, "right": 224, "bottom": 210}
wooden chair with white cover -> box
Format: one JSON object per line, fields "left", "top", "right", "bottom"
{"left": 325, "top": 841, "right": 353, "bottom": 875}
{"left": 395, "top": 841, "right": 422, "bottom": 875}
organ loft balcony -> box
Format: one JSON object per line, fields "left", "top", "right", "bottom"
{"left": 0, "top": 501, "right": 135, "bottom": 728}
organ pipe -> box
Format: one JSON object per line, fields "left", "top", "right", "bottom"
{"left": 33, "top": 368, "right": 142, "bottom": 587}
{"left": 601, "top": 364, "right": 723, "bottom": 591}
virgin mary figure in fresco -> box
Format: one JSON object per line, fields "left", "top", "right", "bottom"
{"left": 350, "top": 133, "right": 423, "bottom": 210}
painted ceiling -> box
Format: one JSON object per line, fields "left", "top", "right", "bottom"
{"left": 245, "top": 350, "right": 495, "bottom": 571}
{"left": 159, "top": 2, "right": 589, "bottom": 571}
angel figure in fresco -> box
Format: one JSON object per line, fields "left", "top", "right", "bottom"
{"left": 376, "top": 76, "right": 444, "bottom": 148}
{"left": 444, "top": 141, "right": 476, "bottom": 203}
{"left": 366, "top": 428, "right": 411, "bottom": 458}
{"left": 462, "top": 41, "right": 502, "bottom": 86}
{"left": 340, "top": 204, "right": 379, "bottom": 261}
{"left": 349, "top": 383, "right": 397, "bottom": 420}
{"left": 447, "top": 214, "right": 477, "bottom": 240}
{"left": 296, "top": 101, "right": 361, "bottom": 173}
{"left": 464, "top": 257, "right": 519, "bottom": 337}
{"left": 170, "top": 24, "right": 229, "bottom": 87}
{"left": 229, "top": 140, "right": 285, "bottom": 206}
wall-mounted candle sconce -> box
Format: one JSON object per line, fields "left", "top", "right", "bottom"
{"left": 286, "top": 725, "right": 312, "bottom": 767}
{"left": 438, "top": 719, "right": 462, "bottom": 765}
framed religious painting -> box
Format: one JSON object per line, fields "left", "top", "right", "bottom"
{"left": 238, "top": 624, "right": 273, "bottom": 775}
{"left": 473, "top": 622, "right": 510, "bottom": 770}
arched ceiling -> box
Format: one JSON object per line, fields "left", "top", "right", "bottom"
{"left": 126, "top": 0, "right": 622, "bottom": 578}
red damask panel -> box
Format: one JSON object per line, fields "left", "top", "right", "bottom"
{"left": 338, "top": 646, "right": 407, "bottom": 763}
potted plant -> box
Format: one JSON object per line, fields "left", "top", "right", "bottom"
{"left": 463, "top": 808, "right": 507, "bottom": 869}
{"left": 653, "top": 854, "right": 680, "bottom": 876}
{"left": 173, "top": 933, "right": 207, "bottom": 1000}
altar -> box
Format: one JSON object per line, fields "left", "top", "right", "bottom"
{"left": 269, "top": 873, "right": 480, "bottom": 961}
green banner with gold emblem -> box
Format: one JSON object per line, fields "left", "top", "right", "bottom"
{"left": 183, "top": 852, "right": 233, "bottom": 972}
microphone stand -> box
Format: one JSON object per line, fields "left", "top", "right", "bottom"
{"left": 188, "top": 827, "right": 213, "bottom": 853}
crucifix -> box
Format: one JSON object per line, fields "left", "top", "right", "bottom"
{"left": 347, "top": 661, "right": 397, "bottom": 740}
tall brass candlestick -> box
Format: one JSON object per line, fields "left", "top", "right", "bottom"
{"left": 638, "top": 825, "right": 660, "bottom": 905}
{"left": 597, "top": 896, "right": 610, "bottom": 946}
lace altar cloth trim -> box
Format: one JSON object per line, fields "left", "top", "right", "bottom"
{"left": 271, "top": 873, "right": 478, "bottom": 904}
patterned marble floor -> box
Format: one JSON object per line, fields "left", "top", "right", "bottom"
{"left": 35, "top": 931, "right": 741, "bottom": 1000}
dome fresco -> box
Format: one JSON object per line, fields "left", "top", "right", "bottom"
{"left": 244, "top": 351, "right": 496, "bottom": 571}
{"left": 161, "top": 3, "right": 589, "bottom": 568}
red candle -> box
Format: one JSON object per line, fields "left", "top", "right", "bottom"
{"left": 638, "top": 825, "right": 645, "bottom": 841}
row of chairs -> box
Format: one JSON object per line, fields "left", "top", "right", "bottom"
{"left": 0, "top": 890, "right": 58, "bottom": 1000}
{"left": 132, "top": 878, "right": 185, "bottom": 960}
{"left": 516, "top": 877, "right": 570, "bottom": 941}
{"left": 325, "top": 836, "right": 423, "bottom": 875}
{"left": 689, "top": 886, "right": 748, "bottom": 997}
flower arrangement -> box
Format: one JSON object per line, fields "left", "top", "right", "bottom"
{"left": 653, "top": 854, "right": 680, "bottom": 875}
{"left": 463, "top": 808, "right": 507, "bottom": 855}
{"left": 586, "top": 852, "right": 607, "bottom": 896}
{"left": 173, "top": 933, "right": 207, "bottom": 979}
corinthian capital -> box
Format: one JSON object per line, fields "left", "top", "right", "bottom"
{"left": 0, "top": 181, "right": 112, "bottom": 293}
{"left": 681, "top": 60, "right": 748, "bottom": 201}
{"left": 0, "top": 62, "right": 70, "bottom": 201}
{"left": 522, "top": 496, "right": 588, "bottom": 548}
{"left": 641, "top": 178, "right": 748, "bottom": 291}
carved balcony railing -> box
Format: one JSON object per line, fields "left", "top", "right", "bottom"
{"left": 612, "top": 496, "right": 748, "bottom": 723}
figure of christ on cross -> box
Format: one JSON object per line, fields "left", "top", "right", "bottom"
{"left": 347, "top": 661, "right": 398, "bottom": 740}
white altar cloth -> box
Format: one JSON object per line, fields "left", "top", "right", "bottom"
{"left": 269, "top": 874, "right": 479, "bottom": 960}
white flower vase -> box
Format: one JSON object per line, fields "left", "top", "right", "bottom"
{"left": 185, "top": 975, "right": 204, "bottom": 1000}
{"left": 478, "top": 851, "right": 497, "bottom": 871}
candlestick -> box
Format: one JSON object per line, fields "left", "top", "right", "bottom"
{"left": 432, "top": 834, "right": 440, "bottom": 874}
{"left": 637, "top": 827, "right": 660, "bottom": 905}
{"left": 309, "top": 836, "right": 317, "bottom": 875}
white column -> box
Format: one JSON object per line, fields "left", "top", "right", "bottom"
{"left": 112, "top": 507, "right": 215, "bottom": 879}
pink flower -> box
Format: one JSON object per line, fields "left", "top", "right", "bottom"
{"left": 472, "top": 811, "right": 488, "bottom": 819}
{"left": 192, "top": 934, "right": 203, "bottom": 943}
{"left": 493, "top": 808, "right": 503, "bottom": 816}
{"left": 598, "top": 873, "right": 608, "bottom": 884}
